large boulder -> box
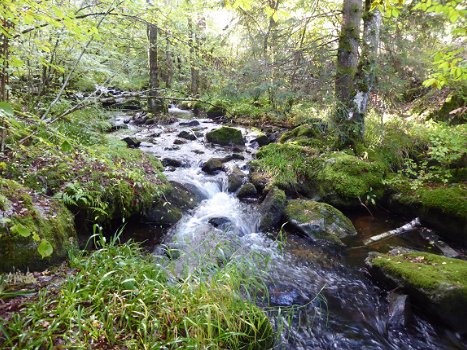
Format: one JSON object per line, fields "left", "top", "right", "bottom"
{"left": 367, "top": 248, "right": 467, "bottom": 334}
{"left": 258, "top": 187, "right": 286, "bottom": 232}
{"left": 143, "top": 182, "right": 199, "bottom": 226}
{"left": 206, "top": 127, "right": 244, "bottom": 146}
{"left": 284, "top": 199, "right": 357, "bottom": 246}
{"left": 0, "top": 179, "right": 77, "bottom": 272}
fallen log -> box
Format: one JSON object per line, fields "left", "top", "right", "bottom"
{"left": 364, "top": 218, "right": 421, "bottom": 245}
{"left": 418, "top": 228, "right": 460, "bottom": 258}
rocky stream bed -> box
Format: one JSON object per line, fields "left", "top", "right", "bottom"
{"left": 108, "top": 106, "right": 467, "bottom": 350}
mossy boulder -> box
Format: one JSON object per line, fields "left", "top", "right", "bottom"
{"left": 258, "top": 187, "right": 286, "bottom": 232}
{"left": 284, "top": 199, "right": 357, "bottom": 246}
{"left": 389, "top": 184, "right": 467, "bottom": 245}
{"left": 206, "top": 104, "right": 226, "bottom": 118}
{"left": 206, "top": 127, "right": 244, "bottom": 146}
{"left": 367, "top": 249, "right": 467, "bottom": 333}
{"left": 143, "top": 181, "right": 199, "bottom": 227}
{"left": 237, "top": 182, "right": 258, "bottom": 200}
{"left": 202, "top": 158, "right": 225, "bottom": 174}
{"left": 313, "top": 151, "right": 386, "bottom": 207}
{"left": 0, "top": 179, "right": 77, "bottom": 272}
{"left": 278, "top": 121, "right": 330, "bottom": 149}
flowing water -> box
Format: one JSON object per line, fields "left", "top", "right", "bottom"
{"left": 118, "top": 107, "right": 466, "bottom": 350}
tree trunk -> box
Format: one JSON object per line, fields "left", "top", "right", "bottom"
{"left": 147, "top": 23, "right": 164, "bottom": 114}
{"left": 165, "top": 35, "right": 173, "bottom": 89}
{"left": 188, "top": 16, "right": 199, "bottom": 96}
{"left": 353, "top": 0, "right": 381, "bottom": 133}
{"left": 0, "top": 20, "right": 10, "bottom": 102}
{"left": 333, "top": 0, "right": 362, "bottom": 146}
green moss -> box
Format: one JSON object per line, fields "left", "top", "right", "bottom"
{"left": 372, "top": 251, "right": 467, "bottom": 293}
{"left": 206, "top": 127, "right": 244, "bottom": 146}
{"left": 278, "top": 123, "right": 327, "bottom": 144}
{"left": 315, "top": 151, "right": 386, "bottom": 206}
{"left": 419, "top": 185, "right": 467, "bottom": 218}
{"left": 0, "top": 179, "right": 77, "bottom": 272}
{"left": 370, "top": 250, "right": 467, "bottom": 331}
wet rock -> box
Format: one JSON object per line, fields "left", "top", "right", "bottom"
{"left": 251, "top": 134, "right": 270, "bottom": 147}
{"left": 164, "top": 146, "right": 180, "bottom": 151}
{"left": 269, "top": 285, "right": 307, "bottom": 307}
{"left": 173, "top": 139, "right": 187, "bottom": 145}
{"left": 162, "top": 158, "right": 184, "bottom": 168}
{"left": 122, "top": 137, "right": 141, "bottom": 148}
{"left": 144, "top": 182, "right": 199, "bottom": 227}
{"left": 222, "top": 153, "right": 245, "bottom": 163}
{"left": 209, "top": 217, "right": 233, "bottom": 230}
{"left": 206, "top": 127, "right": 244, "bottom": 146}
{"left": 227, "top": 166, "right": 246, "bottom": 192}
{"left": 249, "top": 169, "right": 270, "bottom": 194}
{"left": 177, "top": 130, "right": 197, "bottom": 141}
{"left": 179, "top": 120, "right": 200, "bottom": 127}
{"left": 388, "top": 292, "right": 412, "bottom": 328}
{"left": 367, "top": 248, "right": 467, "bottom": 334}
{"left": 192, "top": 150, "right": 204, "bottom": 154}
{"left": 133, "top": 112, "right": 148, "bottom": 125}
{"left": 113, "top": 98, "right": 141, "bottom": 110}
{"left": 149, "top": 132, "right": 161, "bottom": 138}
{"left": 237, "top": 182, "right": 258, "bottom": 199}
{"left": 284, "top": 200, "right": 357, "bottom": 246}
{"left": 206, "top": 104, "right": 226, "bottom": 118}
{"left": 202, "top": 158, "right": 224, "bottom": 174}
{"left": 259, "top": 187, "right": 286, "bottom": 232}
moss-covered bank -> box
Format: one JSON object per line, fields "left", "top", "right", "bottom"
{"left": 367, "top": 249, "right": 467, "bottom": 333}
{"left": 0, "top": 179, "right": 77, "bottom": 272}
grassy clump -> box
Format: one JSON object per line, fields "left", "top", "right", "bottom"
{"left": 0, "top": 241, "right": 274, "bottom": 349}
{"left": 251, "top": 143, "right": 319, "bottom": 195}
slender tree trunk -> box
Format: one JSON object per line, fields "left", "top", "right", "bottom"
{"left": 188, "top": 16, "right": 199, "bottom": 96}
{"left": 0, "top": 20, "right": 10, "bottom": 102}
{"left": 147, "top": 23, "right": 164, "bottom": 114}
{"left": 333, "top": 0, "right": 362, "bottom": 146}
{"left": 165, "top": 35, "right": 173, "bottom": 89}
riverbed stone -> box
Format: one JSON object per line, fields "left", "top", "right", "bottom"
{"left": 173, "top": 139, "right": 187, "bottom": 145}
{"left": 177, "top": 130, "right": 197, "bottom": 140}
{"left": 162, "top": 158, "right": 184, "bottom": 168}
{"left": 284, "top": 199, "right": 357, "bottom": 246}
{"left": 227, "top": 166, "right": 246, "bottom": 192}
{"left": 367, "top": 248, "right": 467, "bottom": 333}
{"left": 202, "top": 158, "right": 225, "bottom": 174}
{"left": 179, "top": 120, "right": 200, "bottom": 127}
{"left": 122, "top": 137, "right": 141, "bottom": 148}
{"left": 206, "top": 127, "right": 244, "bottom": 146}
{"left": 0, "top": 179, "right": 77, "bottom": 272}
{"left": 258, "top": 187, "right": 286, "bottom": 232}
{"left": 237, "top": 182, "right": 258, "bottom": 199}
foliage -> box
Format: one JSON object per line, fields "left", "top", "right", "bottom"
{"left": 0, "top": 238, "right": 275, "bottom": 349}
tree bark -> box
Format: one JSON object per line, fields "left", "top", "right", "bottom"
{"left": 188, "top": 16, "right": 199, "bottom": 96}
{"left": 0, "top": 20, "right": 10, "bottom": 102}
{"left": 353, "top": 0, "right": 381, "bottom": 135}
{"left": 165, "top": 35, "right": 173, "bottom": 89}
{"left": 147, "top": 23, "right": 165, "bottom": 114}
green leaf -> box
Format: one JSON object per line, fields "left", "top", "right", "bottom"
{"left": 0, "top": 102, "right": 13, "bottom": 117}
{"left": 32, "top": 232, "right": 41, "bottom": 242}
{"left": 61, "top": 140, "right": 73, "bottom": 152}
{"left": 38, "top": 239, "right": 53, "bottom": 259}
{"left": 11, "top": 224, "right": 31, "bottom": 237}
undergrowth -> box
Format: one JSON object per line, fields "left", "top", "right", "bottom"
{"left": 0, "top": 233, "right": 275, "bottom": 349}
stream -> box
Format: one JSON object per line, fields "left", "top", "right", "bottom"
{"left": 115, "top": 107, "right": 466, "bottom": 350}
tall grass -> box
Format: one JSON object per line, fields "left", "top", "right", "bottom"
{"left": 0, "top": 234, "right": 275, "bottom": 349}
